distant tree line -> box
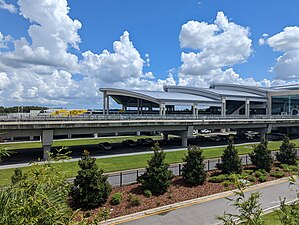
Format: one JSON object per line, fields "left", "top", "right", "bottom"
{"left": 0, "top": 106, "right": 48, "bottom": 113}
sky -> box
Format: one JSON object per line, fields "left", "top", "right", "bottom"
{"left": 0, "top": 0, "right": 299, "bottom": 109}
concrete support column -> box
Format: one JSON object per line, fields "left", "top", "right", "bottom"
{"left": 136, "top": 131, "right": 141, "bottom": 136}
{"left": 115, "top": 132, "right": 119, "bottom": 136}
{"left": 162, "top": 133, "right": 168, "bottom": 141}
{"left": 41, "top": 130, "right": 53, "bottom": 160}
{"left": 268, "top": 95, "right": 272, "bottom": 116}
{"left": 221, "top": 97, "right": 226, "bottom": 118}
{"left": 159, "top": 103, "right": 166, "bottom": 116}
{"left": 67, "top": 134, "right": 72, "bottom": 139}
{"left": 106, "top": 95, "right": 109, "bottom": 115}
{"left": 103, "top": 91, "right": 107, "bottom": 116}
{"left": 192, "top": 104, "right": 198, "bottom": 118}
{"left": 94, "top": 133, "right": 98, "bottom": 138}
{"left": 245, "top": 99, "right": 250, "bottom": 118}
{"left": 260, "top": 125, "right": 272, "bottom": 140}
{"left": 29, "top": 136, "right": 34, "bottom": 141}
{"left": 182, "top": 137, "right": 188, "bottom": 148}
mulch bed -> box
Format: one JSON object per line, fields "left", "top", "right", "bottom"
{"left": 79, "top": 165, "right": 294, "bottom": 220}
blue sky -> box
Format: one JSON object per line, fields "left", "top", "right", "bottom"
{"left": 0, "top": 0, "right": 298, "bottom": 107}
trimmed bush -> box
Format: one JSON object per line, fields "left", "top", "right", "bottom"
{"left": 270, "top": 171, "right": 285, "bottom": 178}
{"left": 258, "top": 175, "right": 267, "bottom": 182}
{"left": 70, "top": 150, "right": 112, "bottom": 210}
{"left": 222, "top": 180, "right": 231, "bottom": 187}
{"left": 248, "top": 176, "right": 256, "bottom": 182}
{"left": 182, "top": 146, "right": 207, "bottom": 186}
{"left": 143, "top": 189, "right": 152, "bottom": 198}
{"left": 110, "top": 192, "right": 123, "bottom": 205}
{"left": 138, "top": 143, "right": 174, "bottom": 195}
{"left": 209, "top": 174, "right": 233, "bottom": 183}
{"left": 127, "top": 194, "right": 141, "bottom": 207}
{"left": 244, "top": 169, "right": 254, "bottom": 175}
{"left": 217, "top": 137, "right": 242, "bottom": 174}
{"left": 11, "top": 168, "right": 26, "bottom": 184}
{"left": 276, "top": 135, "right": 297, "bottom": 165}
{"left": 249, "top": 138, "right": 274, "bottom": 172}
{"left": 280, "top": 164, "right": 298, "bottom": 172}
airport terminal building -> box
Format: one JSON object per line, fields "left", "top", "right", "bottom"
{"left": 100, "top": 83, "right": 299, "bottom": 117}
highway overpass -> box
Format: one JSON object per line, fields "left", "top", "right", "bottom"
{"left": 1, "top": 115, "right": 299, "bottom": 159}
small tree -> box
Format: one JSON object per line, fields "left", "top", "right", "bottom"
{"left": 217, "top": 175, "right": 264, "bottom": 225}
{"left": 138, "top": 143, "right": 174, "bottom": 195}
{"left": 182, "top": 145, "right": 206, "bottom": 185}
{"left": 217, "top": 137, "right": 242, "bottom": 174}
{"left": 276, "top": 135, "right": 297, "bottom": 165}
{"left": 249, "top": 138, "right": 273, "bottom": 172}
{"left": 70, "top": 150, "right": 111, "bottom": 210}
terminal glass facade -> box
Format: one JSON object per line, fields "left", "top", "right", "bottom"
{"left": 272, "top": 95, "right": 299, "bottom": 115}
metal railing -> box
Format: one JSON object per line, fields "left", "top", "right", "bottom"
{"left": 0, "top": 113, "right": 299, "bottom": 122}
{"left": 101, "top": 150, "right": 298, "bottom": 187}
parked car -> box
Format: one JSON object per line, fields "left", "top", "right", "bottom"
{"left": 137, "top": 138, "right": 148, "bottom": 146}
{"left": 209, "top": 136, "right": 221, "bottom": 142}
{"left": 122, "top": 139, "right": 136, "bottom": 147}
{"left": 157, "top": 139, "right": 169, "bottom": 146}
{"left": 200, "top": 129, "right": 211, "bottom": 134}
{"left": 145, "top": 138, "right": 155, "bottom": 146}
{"left": 99, "top": 142, "right": 112, "bottom": 150}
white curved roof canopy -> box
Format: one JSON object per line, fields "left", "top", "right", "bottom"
{"left": 164, "top": 85, "right": 267, "bottom": 102}
{"left": 99, "top": 88, "right": 221, "bottom": 106}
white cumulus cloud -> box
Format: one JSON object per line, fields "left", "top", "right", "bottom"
{"left": 178, "top": 11, "right": 253, "bottom": 87}
{"left": 264, "top": 26, "right": 299, "bottom": 80}
{"left": 0, "top": 0, "right": 16, "bottom": 13}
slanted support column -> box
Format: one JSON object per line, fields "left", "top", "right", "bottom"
{"left": 42, "top": 130, "right": 53, "bottom": 160}
{"left": 245, "top": 99, "right": 250, "bottom": 118}
{"left": 221, "top": 97, "right": 226, "bottom": 117}
{"left": 94, "top": 133, "right": 98, "bottom": 138}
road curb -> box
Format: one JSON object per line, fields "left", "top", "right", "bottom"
{"left": 100, "top": 176, "right": 294, "bottom": 225}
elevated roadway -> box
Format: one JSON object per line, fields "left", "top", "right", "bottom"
{"left": 1, "top": 115, "right": 299, "bottom": 159}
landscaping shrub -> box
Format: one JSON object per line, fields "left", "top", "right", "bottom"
{"left": 0, "top": 157, "right": 72, "bottom": 225}
{"left": 280, "top": 164, "right": 298, "bottom": 172}
{"left": 276, "top": 135, "right": 297, "bottom": 165}
{"left": 258, "top": 175, "right": 267, "bottom": 182}
{"left": 248, "top": 176, "right": 256, "bottom": 182}
{"left": 70, "top": 150, "right": 112, "bottom": 210}
{"left": 11, "top": 168, "right": 26, "bottom": 184}
{"left": 138, "top": 143, "right": 174, "bottom": 195}
{"left": 249, "top": 138, "right": 274, "bottom": 172}
{"left": 216, "top": 137, "right": 242, "bottom": 174}
{"left": 244, "top": 169, "right": 254, "bottom": 175}
{"left": 222, "top": 180, "right": 231, "bottom": 187}
{"left": 143, "top": 189, "right": 152, "bottom": 198}
{"left": 110, "top": 192, "right": 123, "bottom": 205}
{"left": 182, "top": 145, "right": 207, "bottom": 185}
{"left": 209, "top": 174, "right": 233, "bottom": 183}
{"left": 270, "top": 171, "right": 285, "bottom": 178}
{"left": 127, "top": 194, "right": 141, "bottom": 207}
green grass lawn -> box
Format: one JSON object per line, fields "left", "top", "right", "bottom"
{"left": 0, "top": 138, "right": 298, "bottom": 187}
{"left": 262, "top": 211, "right": 282, "bottom": 225}
{"left": 0, "top": 135, "right": 162, "bottom": 150}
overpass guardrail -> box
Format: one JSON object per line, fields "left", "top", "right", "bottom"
{"left": 0, "top": 114, "right": 299, "bottom": 122}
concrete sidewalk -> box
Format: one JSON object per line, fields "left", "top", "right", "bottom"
{"left": 101, "top": 177, "right": 299, "bottom": 225}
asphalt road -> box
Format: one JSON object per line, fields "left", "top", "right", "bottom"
{"left": 121, "top": 179, "right": 299, "bottom": 225}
